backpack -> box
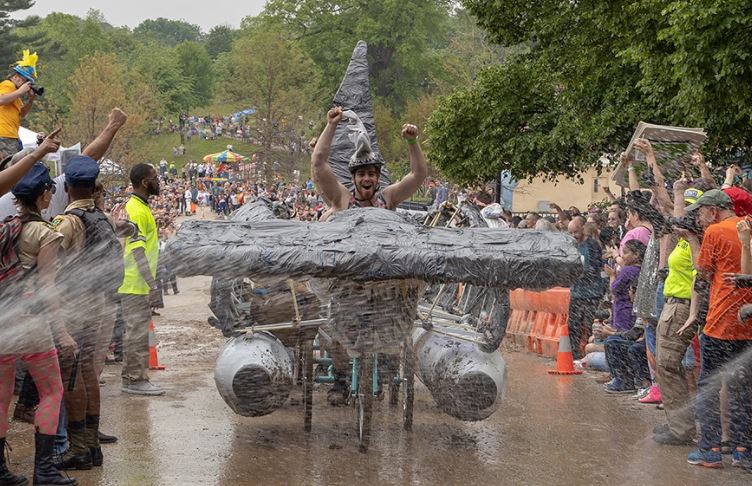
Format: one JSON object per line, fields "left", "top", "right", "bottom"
{"left": 0, "top": 213, "right": 46, "bottom": 297}
{"left": 59, "top": 208, "right": 124, "bottom": 298}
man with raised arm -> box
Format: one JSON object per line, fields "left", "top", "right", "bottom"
{"left": 310, "top": 106, "right": 429, "bottom": 404}
{"left": 311, "top": 106, "right": 428, "bottom": 219}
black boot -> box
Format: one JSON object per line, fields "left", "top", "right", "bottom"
{"left": 0, "top": 438, "right": 28, "bottom": 486}
{"left": 84, "top": 420, "right": 101, "bottom": 468}
{"left": 33, "top": 434, "right": 76, "bottom": 486}
{"left": 54, "top": 429, "right": 90, "bottom": 471}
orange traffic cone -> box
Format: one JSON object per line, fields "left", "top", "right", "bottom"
{"left": 148, "top": 320, "right": 165, "bottom": 370}
{"left": 547, "top": 323, "right": 582, "bottom": 375}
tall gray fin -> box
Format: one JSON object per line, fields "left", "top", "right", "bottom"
{"left": 329, "top": 41, "right": 391, "bottom": 190}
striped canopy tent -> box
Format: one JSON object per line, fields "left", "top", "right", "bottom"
{"left": 203, "top": 150, "right": 249, "bottom": 163}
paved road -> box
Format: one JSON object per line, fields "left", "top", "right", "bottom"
{"left": 6, "top": 277, "right": 750, "bottom": 485}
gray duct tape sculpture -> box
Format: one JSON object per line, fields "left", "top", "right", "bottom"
{"left": 166, "top": 41, "right": 584, "bottom": 421}
{"left": 166, "top": 202, "right": 581, "bottom": 420}
{"left": 328, "top": 41, "right": 391, "bottom": 190}
{"left": 165, "top": 208, "right": 582, "bottom": 287}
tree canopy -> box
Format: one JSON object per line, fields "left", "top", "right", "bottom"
{"left": 427, "top": 0, "right": 752, "bottom": 184}
{"left": 262, "top": 0, "right": 454, "bottom": 112}
{"left": 133, "top": 17, "right": 203, "bottom": 45}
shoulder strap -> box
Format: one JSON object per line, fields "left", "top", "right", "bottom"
{"left": 65, "top": 207, "right": 86, "bottom": 219}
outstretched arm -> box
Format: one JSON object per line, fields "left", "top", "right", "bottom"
{"left": 383, "top": 124, "right": 428, "bottom": 207}
{"left": 634, "top": 139, "right": 673, "bottom": 215}
{"left": 0, "top": 129, "right": 61, "bottom": 196}
{"left": 691, "top": 151, "right": 715, "bottom": 188}
{"left": 82, "top": 107, "right": 128, "bottom": 161}
{"left": 620, "top": 151, "right": 640, "bottom": 192}
{"left": 311, "top": 107, "right": 349, "bottom": 210}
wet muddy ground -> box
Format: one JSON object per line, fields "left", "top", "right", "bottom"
{"left": 5, "top": 276, "right": 751, "bottom": 485}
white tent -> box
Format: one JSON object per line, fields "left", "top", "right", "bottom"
{"left": 19, "top": 126, "right": 38, "bottom": 149}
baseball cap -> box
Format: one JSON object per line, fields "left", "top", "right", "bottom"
{"left": 683, "top": 187, "right": 703, "bottom": 205}
{"left": 64, "top": 155, "right": 100, "bottom": 185}
{"left": 722, "top": 186, "right": 752, "bottom": 216}
{"left": 11, "top": 162, "right": 54, "bottom": 198}
{"left": 684, "top": 189, "right": 733, "bottom": 213}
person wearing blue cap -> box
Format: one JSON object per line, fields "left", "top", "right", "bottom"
{"left": 49, "top": 155, "right": 130, "bottom": 471}
{"left": 0, "top": 162, "right": 78, "bottom": 486}
{"left": 0, "top": 50, "right": 40, "bottom": 161}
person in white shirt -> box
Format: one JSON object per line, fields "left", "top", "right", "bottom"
{"left": 184, "top": 188, "right": 192, "bottom": 215}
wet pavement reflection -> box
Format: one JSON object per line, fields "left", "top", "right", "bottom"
{"left": 5, "top": 277, "right": 750, "bottom": 485}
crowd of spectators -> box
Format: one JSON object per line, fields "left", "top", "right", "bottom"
{"left": 499, "top": 140, "right": 752, "bottom": 471}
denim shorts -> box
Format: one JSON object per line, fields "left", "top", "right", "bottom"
{"left": 645, "top": 322, "right": 657, "bottom": 356}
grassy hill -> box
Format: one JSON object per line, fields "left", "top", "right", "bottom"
{"left": 139, "top": 132, "right": 260, "bottom": 168}
{"left": 135, "top": 132, "right": 315, "bottom": 181}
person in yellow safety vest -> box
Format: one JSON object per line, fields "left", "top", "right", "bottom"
{"left": 118, "top": 164, "right": 165, "bottom": 396}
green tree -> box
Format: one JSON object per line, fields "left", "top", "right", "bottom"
{"left": 222, "top": 22, "right": 322, "bottom": 157}
{"left": 133, "top": 18, "right": 203, "bottom": 45}
{"left": 204, "top": 25, "right": 235, "bottom": 58}
{"left": 175, "top": 41, "right": 214, "bottom": 108}
{"left": 131, "top": 43, "right": 195, "bottom": 114}
{"left": 430, "top": 1, "right": 752, "bottom": 183}
{"left": 0, "top": 1, "right": 45, "bottom": 68}
{"left": 262, "top": 0, "right": 453, "bottom": 111}
{"left": 66, "top": 52, "right": 160, "bottom": 166}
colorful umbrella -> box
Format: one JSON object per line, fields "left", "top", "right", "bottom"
{"left": 203, "top": 150, "right": 249, "bottom": 163}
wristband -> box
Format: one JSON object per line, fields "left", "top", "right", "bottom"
{"left": 407, "top": 138, "right": 418, "bottom": 145}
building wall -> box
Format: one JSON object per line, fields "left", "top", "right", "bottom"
{"left": 511, "top": 168, "right": 622, "bottom": 213}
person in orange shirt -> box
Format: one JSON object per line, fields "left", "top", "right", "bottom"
{"left": 0, "top": 50, "right": 39, "bottom": 161}
{"left": 679, "top": 189, "right": 752, "bottom": 469}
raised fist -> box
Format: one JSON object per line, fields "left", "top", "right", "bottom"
{"left": 109, "top": 107, "right": 128, "bottom": 128}
{"left": 327, "top": 106, "right": 343, "bottom": 125}
{"left": 401, "top": 123, "right": 418, "bottom": 140}
{"left": 673, "top": 177, "right": 689, "bottom": 193}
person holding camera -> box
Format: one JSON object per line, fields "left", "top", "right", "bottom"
{"left": 0, "top": 50, "right": 41, "bottom": 162}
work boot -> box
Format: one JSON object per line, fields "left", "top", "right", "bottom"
{"left": 83, "top": 421, "right": 101, "bottom": 468}
{"left": 0, "top": 437, "right": 28, "bottom": 486}
{"left": 55, "top": 429, "right": 91, "bottom": 471}
{"left": 327, "top": 374, "right": 350, "bottom": 407}
{"left": 33, "top": 433, "right": 76, "bottom": 485}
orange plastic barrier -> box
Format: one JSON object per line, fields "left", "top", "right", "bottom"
{"left": 506, "top": 288, "right": 570, "bottom": 359}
